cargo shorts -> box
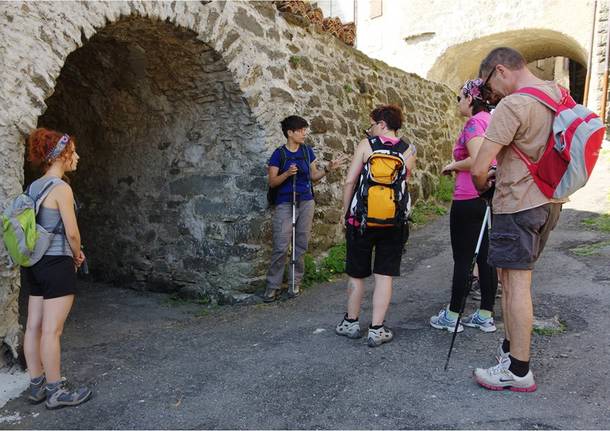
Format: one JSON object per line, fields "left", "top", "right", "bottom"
{"left": 488, "top": 203, "right": 562, "bottom": 270}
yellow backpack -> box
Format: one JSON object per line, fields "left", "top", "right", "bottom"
{"left": 349, "top": 137, "right": 411, "bottom": 230}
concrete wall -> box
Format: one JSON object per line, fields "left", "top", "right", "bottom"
{"left": 0, "top": 0, "right": 462, "bottom": 363}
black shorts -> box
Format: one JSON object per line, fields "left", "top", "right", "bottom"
{"left": 21, "top": 255, "right": 76, "bottom": 299}
{"left": 345, "top": 223, "right": 409, "bottom": 278}
{"left": 488, "top": 203, "right": 562, "bottom": 270}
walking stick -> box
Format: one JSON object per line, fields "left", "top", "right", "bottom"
{"left": 291, "top": 174, "right": 297, "bottom": 294}
{"left": 444, "top": 204, "right": 491, "bottom": 371}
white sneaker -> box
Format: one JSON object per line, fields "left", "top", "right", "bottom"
{"left": 367, "top": 325, "right": 393, "bottom": 347}
{"left": 462, "top": 309, "right": 497, "bottom": 332}
{"left": 335, "top": 316, "right": 362, "bottom": 339}
{"left": 495, "top": 343, "right": 510, "bottom": 363}
{"left": 430, "top": 307, "right": 464, "bottom": 333}
{"left": 474, "top": 357, "right": 537, "bottom": 392}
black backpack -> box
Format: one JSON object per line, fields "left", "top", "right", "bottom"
{"left": 267, "top": 145, "right": 313, "bottom": 207}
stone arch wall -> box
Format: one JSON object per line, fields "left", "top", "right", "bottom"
{"left": 428, "top": 29, "right": 588, "bottom": 91}
{"left": 0, "top": 1, "right": 462, "bottom": 362}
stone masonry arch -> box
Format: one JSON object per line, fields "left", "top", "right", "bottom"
{"left": 428, "top": 29, "right": 588, "bottom": 92}
{"left": 33, "top": 15, "right": 270, "bottom": 300}
{"left": 0, "top": 1, "right": 463, "bottom": 363}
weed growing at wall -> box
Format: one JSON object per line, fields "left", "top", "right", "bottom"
{"left": 410, "top": 175, "right": 454, "bottom": 225}
{"left": 303, "top": 242, "right": 346, "bottom": 288}
{"left": 289, "top": 55, "right": 303, "bottom": 67}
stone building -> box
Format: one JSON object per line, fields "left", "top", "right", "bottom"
{"left": 0, "top": 1, "right": 462, "bottom": 364}
{"left": 351, "top": 0, "right": 602, "bottom": 114}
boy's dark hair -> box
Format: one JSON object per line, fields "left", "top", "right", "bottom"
{"left": 470, "top": 99, "right": 492, "bottom": 115}
{"left": 280, "top": 115, "right": 309, "bottom": 138}
{"left": 479, "top": 47, "right": 527, "bottom": 79}
{"left": 370, "top": 104, "right": 403, "bottom": 131}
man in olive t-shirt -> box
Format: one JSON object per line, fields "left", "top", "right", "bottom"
{"left": 471, "top": 47, "right": 565, "bottom": 392}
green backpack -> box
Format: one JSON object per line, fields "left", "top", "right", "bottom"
{"left": 2, "top": 178, "right": 64, "bottom": 267}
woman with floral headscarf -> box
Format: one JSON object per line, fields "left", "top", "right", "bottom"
{"left": 430, "top": 79, "right": 498, "bottom": 334}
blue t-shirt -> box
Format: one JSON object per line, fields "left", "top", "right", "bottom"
{"left": 268, "top": 145, "right": 316, "bottom": 204}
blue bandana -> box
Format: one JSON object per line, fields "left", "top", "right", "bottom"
{"left": 45, "top": 134, "right": 70, "bottom": 162}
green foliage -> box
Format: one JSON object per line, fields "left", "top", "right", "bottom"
{"left": 289, "top": 55, "right": 302, "bottom": 67}
{"left": 582, "top": 214, "right": 610, "bottom": 233}
{"left": 570, "top": 240, "right": 610, "bottom": 256}
{"left": 302, "top": 242, "right": 347, "bottom": 288}
{"left": 410, "top": 200, "right": 448, "bottom": 226}
{"left": 434, "top": 175, "right": 455, "bottom": 203}
{"left": 532, "top": 320, "right": 566, "bottom": 336}
{"left": 409, "top": 175, "right": 454, "bottom": 226}
{"left": 343, "top": 84, "right": 353, "bottom": 93}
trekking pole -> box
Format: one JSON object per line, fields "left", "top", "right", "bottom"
{"left": 291, "top": 174, "right": 297, "bottom": 294}
{"left": 444, "top": 204, "right": 491, "bottom": 371}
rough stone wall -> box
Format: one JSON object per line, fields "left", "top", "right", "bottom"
{"left": 0, "top": 1, "right": 461, "bottom": 363}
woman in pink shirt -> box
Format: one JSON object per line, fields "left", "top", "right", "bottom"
{"left": 430, "top": 79, "right": 498, "bottom": 334}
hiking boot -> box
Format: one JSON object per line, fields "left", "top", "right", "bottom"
{"left": 470, "top": 277, "right": 481, "bottom": 301}
{"left": 45, "top": 380, "right": 92, "bottom": 410}
{"left": 367, "top": 325, "right": 393, "bottom": 347}
{"left": 474, "top": 357, "right": 537, "bottom": 392}
{"left": 462, "top": 309, "right": 497, "bottom": 332}
{"left": 430, "top": 307, "right": 464, "bottom": 333}
{"left": 27, "top": 376, "right": 46, "bottom": 404}
{"left": 335, "top": 315, "right": 361, "bottom": 339}
{"left": 263, "top": 287, "right": 282, "bottom": 303}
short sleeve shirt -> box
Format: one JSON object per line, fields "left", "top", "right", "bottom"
{"left": 268, "top": 145, "right": 316, "bottom": 204}
{"left": 453, "top": 111, "right": 491, "bottom": 200}
{"left": 483, "top": 81, "right": 566, "bottom": 214}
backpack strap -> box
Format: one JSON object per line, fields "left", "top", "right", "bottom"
{"left": 30, "top": 178, "right": 64, "bottom": 214}
{"left": 278, "top": 146, "right": 287, "bottom": 173}
{"left": 515, "top": 87, "right": 564, "bottom": 112}
{"left": 368, "top": 136, "right": 410, "bottom": 155}
{"left": 303, "top": 145, "right": 314, "bottom": 197}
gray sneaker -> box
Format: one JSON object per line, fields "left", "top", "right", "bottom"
{"left": 45, "top": 381, "right": 92, "bottom": 410}
{"left": 462, "top": 309, "right": 497, "bottom": 332}
{"left": 367, "top": 325, "right": 393, "bottom": 347}
{"left": 28, "top": 376, "right": 46, "bottom": 404}
{"left": 335, "top": 315, "right": 361, "bottom": 338}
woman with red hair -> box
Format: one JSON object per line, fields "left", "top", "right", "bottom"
{"left": 21, "top": 128, "right": 92, "bottom": 409}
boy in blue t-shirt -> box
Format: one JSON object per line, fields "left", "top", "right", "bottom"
{"left": 264, "top": 116, "right": 344, "bottom": 302}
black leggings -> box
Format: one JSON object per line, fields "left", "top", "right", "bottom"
{"left": 449, "top": 198, "right": 497, "bottom": 313}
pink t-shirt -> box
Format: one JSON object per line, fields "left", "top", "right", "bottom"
{"left": 453, "top": 111, "right": 491, "bottom": 201}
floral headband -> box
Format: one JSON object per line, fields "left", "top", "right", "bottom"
{"left": 45, "top": 134, "right": 70, "bottom": 162}
{"left": 461, "top": 79, "right": 484, "bottom": 101}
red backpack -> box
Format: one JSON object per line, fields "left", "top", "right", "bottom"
{"left": 512, "top": 86, "right": 604, "bottom": 199}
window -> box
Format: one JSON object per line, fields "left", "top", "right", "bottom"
{"left": 369, "top": 0, "right": 382, "bottom": 19}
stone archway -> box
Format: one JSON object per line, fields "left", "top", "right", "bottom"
{"left": 33, "top": 16, "right": 268, "bottom": 300}
{"left": 428, "top": 29, "right": 588, "bottom": 92}
{"left": 1, "top": 0, "right": 465, "bottom": 365}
